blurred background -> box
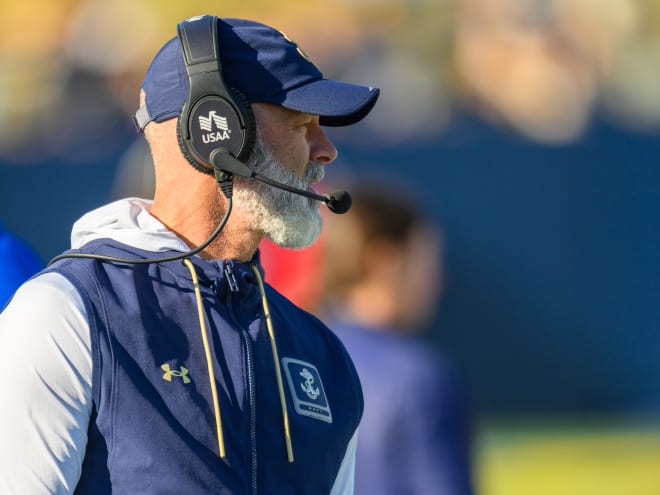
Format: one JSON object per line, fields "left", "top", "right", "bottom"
{"left": 1, "top": 0, "right": 660, "bottom": 493}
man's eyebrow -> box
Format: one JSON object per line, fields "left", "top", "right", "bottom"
{"left": 284, "top": 111, "right": 314, "bottom": 125}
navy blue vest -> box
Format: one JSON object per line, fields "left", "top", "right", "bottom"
{"left": 47, "top": 240, "right": 362, "bottom": 494}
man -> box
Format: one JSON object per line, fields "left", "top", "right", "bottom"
{"left": 0, "top": 16, "right": 379, "bottom": 494}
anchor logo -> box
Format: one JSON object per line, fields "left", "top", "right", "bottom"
{"left": 299, "top": 367, "right": 320, "bottom": 400}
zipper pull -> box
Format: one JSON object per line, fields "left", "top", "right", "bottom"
{"left": 224, "top": 263, "right": 240, "bottom": 293}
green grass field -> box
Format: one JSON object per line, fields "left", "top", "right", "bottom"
{"left": 477, "top": 415, "right": 660, "bottom": 495}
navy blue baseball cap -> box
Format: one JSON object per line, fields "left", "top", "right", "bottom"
{"left": 135, "top": 17, "right": 380, "bottom": 130}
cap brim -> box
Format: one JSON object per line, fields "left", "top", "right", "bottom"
{"left": 276, "top": 79, "right": 380, "bottom": 127}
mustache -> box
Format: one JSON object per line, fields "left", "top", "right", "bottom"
{"left": 247, "top": 133, "right": 325, "bottom": 190}
{"left": 304, "top": 162, "right": 325, "bottom": 184}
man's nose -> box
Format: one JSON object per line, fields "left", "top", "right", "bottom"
{"left": 309, "top": 125, "right": 338, "bottom": 164}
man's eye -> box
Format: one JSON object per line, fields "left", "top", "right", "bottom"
{"left": 295, "top": 122, "right": 312, "bottom": 130}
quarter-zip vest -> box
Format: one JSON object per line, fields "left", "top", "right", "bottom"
{"left": 46, "top": 240, "right": 363, "bottom": 494}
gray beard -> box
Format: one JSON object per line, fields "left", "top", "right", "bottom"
{"left": 233, "top": 136, "right": 324, "bottom": 248}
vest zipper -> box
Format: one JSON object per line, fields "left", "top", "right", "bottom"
{"left": 224, "top": 263, "right": 240, "bottom": 292}
{"left": 224, "top": 262, "right": 258, "bottom": 495}
{"left": 240, "top": 327, "right": 258, "bottom": 495}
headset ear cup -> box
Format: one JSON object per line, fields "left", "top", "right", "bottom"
{"left": 177, "top": 87, "right": 256, "bottom": 175}
{"left": 175, "top": 15, "right": 257, "bottom": 175}
{"left": 177, "top": 113, "right": 214, "bottom": 175}
{"left": 230, "top": 87, "right": 256, "bottom": 163}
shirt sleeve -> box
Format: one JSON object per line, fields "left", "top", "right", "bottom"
{"left": 329, "top": 427, "right": 359, "bottom": 495}
{"left": 0, "top": 272, "right": 92, "bottom": 495}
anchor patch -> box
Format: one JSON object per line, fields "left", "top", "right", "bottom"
{"left": 282, "top": 357, "right": 332, "bottom": 423}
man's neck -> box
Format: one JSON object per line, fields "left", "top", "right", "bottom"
{"left": 149, "top": 189, "right": 262, "bottom": 262}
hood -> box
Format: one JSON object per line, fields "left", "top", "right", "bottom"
{"left": 71, "top": 198, "right": 190, "bottom": 253}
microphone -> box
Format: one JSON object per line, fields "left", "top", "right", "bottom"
{"left": 252, "top": 173, "right": 352, "bottom": 214}
{"left": 324, "top": 190, "right": 352, "bottom": 215}
{"left": 210, "top": 148, "right": 352, "bottom": 214}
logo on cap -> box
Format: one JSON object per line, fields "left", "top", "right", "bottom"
{"left": 279, "top": 31, "right": 319, "bottom": 71}
{"left": 199, "top": 110, "right": 231, "bottom": 143}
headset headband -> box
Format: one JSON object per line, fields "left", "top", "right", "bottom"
{"left": 176, "top": 15, "right": 255, "bottom": 175}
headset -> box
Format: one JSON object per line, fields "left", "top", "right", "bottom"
{"left": 176, "top": 15, "right": 350, "bottom": 213}
{"left": 176, "top": 15, "right": 255, "bottom": 183}
{"left": 176, "top": 15, "right": 351, "bottom": 211}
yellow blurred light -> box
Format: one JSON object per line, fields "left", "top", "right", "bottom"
{"left": 0, "top": 0, "right": 80, "bottom": 56}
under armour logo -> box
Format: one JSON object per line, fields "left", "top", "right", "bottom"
{"left": 161, "top": 363, "right": 191, "bottom": 384}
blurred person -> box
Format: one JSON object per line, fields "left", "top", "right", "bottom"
{"left": 0, "top": 15, "right": 379, "bottom": 494}
{"left": 0, "top": 220, "right": 43, "bottom": 307}
{"left": 454, "top": 0, "right": 596, "bottom": 144}
{"left": 262, "top": 184, "right": 474, "bottom": 495}
{"left": 324, "top": 185, "right": 474, "bottom": 495}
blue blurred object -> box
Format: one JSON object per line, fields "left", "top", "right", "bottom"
{"left": 0, "top": 220, "right": 43, "bottom": 307}
{"left": 331, "top": 319, "right": 474, "bottom": 495}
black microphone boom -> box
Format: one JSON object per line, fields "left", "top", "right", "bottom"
{"left": 252, "top": 173, "right": 351, "bottom": 214}
{"left": 210, "top": 148, "right": 352, "bottom": 214}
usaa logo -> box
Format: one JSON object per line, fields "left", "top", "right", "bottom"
{"left": 198, "top": 111, "right": 231, "bottom": 143}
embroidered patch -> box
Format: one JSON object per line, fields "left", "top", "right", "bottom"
{"left": 282, "top": 357, "right": 332, "bottom": 423}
